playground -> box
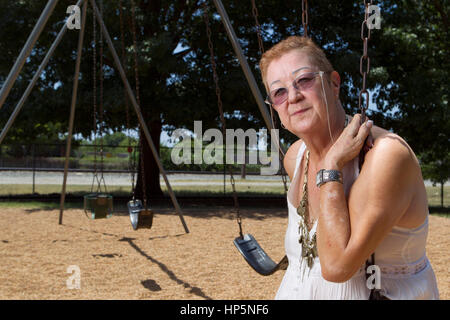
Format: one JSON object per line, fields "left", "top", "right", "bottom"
{"left": 0, "top": 0, "right": 448, "bottom": 301}
{"left": 0, "top": 205, "right": 448, "bottom": 300}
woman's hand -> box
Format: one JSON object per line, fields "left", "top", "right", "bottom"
{"left": 324, "top": 114, "right": 373, "bottom": 170}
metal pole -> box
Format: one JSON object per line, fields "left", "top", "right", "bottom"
{"left": 0, "top": 0, "right": 85, "bottom": 146}
{"left": 32, "top": 144, "right": 36, "bottom": 194}
{"left": 212, "top": 0, "right": 286, "bottom": 158}
{"left": 91, "top": 0, "right": 189, "bottom": 233}
{"left": 58, "top": 0, "right": 87, "bottom": 225}
{"left": 212, "top": 0, "right": 272, "bottom": 131}
{"left": 0, "top": 0, "right": 59, "bottom": 110}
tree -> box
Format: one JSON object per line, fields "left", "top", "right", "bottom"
{"left": 0, "top": 0, "right": 447, "bottom": 202}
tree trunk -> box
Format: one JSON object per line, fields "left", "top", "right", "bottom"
{"left": 135, "top": 119, "right": 163, "bottom": 200}
{"left": 241, "top": 164, "right": 246, "bottom": 179}
{"left": 441, "top": 181, "right": 444, "bottom": 208}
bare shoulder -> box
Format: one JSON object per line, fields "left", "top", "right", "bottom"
{"left": 283, "top": 139, "right": 303, "bottom": 180}
{"left": 366, "top": 125, "right": 419, "bottom": 170}
{"left": 349, "top": 124, "right": 422, "bottom": 224}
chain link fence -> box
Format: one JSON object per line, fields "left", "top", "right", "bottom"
{"left": 0, "top": 143, "right": 287, "bottom": 197}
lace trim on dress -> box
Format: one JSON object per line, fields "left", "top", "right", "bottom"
{"left": 379, "top": 255, "right": 428, "bottom": 278}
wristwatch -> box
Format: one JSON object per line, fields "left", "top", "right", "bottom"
{"left": 316, "top": 169, "right": 343, "bottom": 188}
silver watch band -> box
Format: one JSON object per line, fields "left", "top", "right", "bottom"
{"left": 316, "top": 169, "right": 343, "bottom": 187}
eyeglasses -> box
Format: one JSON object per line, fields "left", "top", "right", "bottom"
{"left": 265, "top": 71, "right": 324, "bottom": 106}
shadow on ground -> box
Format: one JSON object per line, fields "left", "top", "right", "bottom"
{"left": 11, "top": 198, "right": 449, "bottom": 220}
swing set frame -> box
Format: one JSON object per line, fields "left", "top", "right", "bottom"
{"left": 0, "top": 0, "right": 190, "bottom": 233}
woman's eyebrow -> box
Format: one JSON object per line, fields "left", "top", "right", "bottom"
{"left": 269, "top": 80, "right": 281, "bottom": 88}
{"left": 292, "top": 66, "right": 310, "bottom": 76}
{"left": 269, "top": 67, "right": 311, "bottom": 89}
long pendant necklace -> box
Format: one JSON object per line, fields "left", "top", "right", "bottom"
{"left": 296, "top": 114, "right": 350, "bottom": 273}
{"left": 296, "top": 149, "right": 318, "bottom": 272}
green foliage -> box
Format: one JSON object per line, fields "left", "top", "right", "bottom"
{"left": 0, "top": 0, "right": 447, "bottom": 188}
{"left": 420, "top": 151, "right": 450, "bottom": 185}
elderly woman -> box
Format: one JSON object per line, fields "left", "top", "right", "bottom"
{"left": 260, "top": 36, "right": 439, "bottom": 300}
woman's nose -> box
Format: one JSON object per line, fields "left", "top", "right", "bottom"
{"left": 288, "top": 86, "right": 303, "bottom": 104}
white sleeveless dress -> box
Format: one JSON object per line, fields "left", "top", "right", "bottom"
{"left": 275, "top": 142, "right": 440, "bottom": 300}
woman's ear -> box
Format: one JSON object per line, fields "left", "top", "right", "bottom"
{"left": 330, "top": 71, "right": 341, "bottom": 97}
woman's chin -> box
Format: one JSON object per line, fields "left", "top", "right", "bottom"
{"left": 288, "top": 121, "right": 315, "bottom": 137}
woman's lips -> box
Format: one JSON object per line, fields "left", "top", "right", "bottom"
{"left": 291, "top": 107, "right": 310, "bottom": 116}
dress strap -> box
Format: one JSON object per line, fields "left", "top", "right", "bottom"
{"left": 292, "top": 141, "right": 306, "bottom": 179}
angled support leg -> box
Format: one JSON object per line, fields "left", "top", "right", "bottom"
{"left": 0, "top": 0, "right": 86, "bottom": 145}
{"left": 0, "top": 0, "right": 59, "bottom": 110}
{"left": 212, "top": 0, "right": 272, "bottom": 131}
{"left": 59, "top": 0, "right": 88, "bottom": 225}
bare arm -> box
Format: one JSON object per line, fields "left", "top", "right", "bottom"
{"left": 317, "top": 118, "right": 417, "bottom": 282}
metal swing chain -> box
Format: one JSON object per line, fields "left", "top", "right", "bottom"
{"left": 358, "top": 0, "right": 372, "bottom": 169}
{"left": 119, "top": 0, "right": 136, "bottom": 200}
{"left": 203, "top": 3, "right": 243, "bottom": 238}
{"left": 250, "top": 0, "right": 264, "bottom": 54}
{"left": 98, "top": 0, "right": 107, "bottom": 194}
{"left": 250, "top": 0, "right": 289, "bottom": 194}
{"left": 130, "top": 0, "right": 148, "bottom": 210}
{"left": 359, "top": 0, "right": 372, "bottom": 124}
{"left": 90, "top": 0, "right": 101, "bottom": 193}
{"left": 302, "top": 0, "right": 309, "bottom": 38}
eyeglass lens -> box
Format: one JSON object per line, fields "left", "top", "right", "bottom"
{"left": 269, "top": 72, "right": 318, "bottom": 105}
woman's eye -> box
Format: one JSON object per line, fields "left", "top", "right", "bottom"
{"left": 274, "top": 88, "right": 286, "bottom": 97}
{"left": 296, "top": 76, "right": 314, "bottom": 86}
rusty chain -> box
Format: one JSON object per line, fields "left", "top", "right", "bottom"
{"left": 250, "top": 0, "right": 288, "bottom": 193}
{"left": 119, "top": 0, "right": 138, "bottom": 200}
{"left": 203, "top": 3, "right": 243, "bottom": 238}
{"left": 358, "top": 1, "right": 373, "bottom": 169}
{"left": 92, "top": 2, "right": 97, "bottom": 180}
{"left": 130, "top": 0, "right": 148, "bottom": 209}
{"left": 250, "top": 0, "right": 264, "bottom": 54}
{"left": 90, "top": 0, "right": 102, "bottom": 193}
{"left": 98, "top": 0, "right": 107, "bottom": 193}
{"left": 302, "top": 0, "right": 309, "bottom": 38}
{"left": 358, "top": 0, "right": 372, "bottom": 124}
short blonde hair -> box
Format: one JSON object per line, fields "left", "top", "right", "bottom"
{"left": 259, "top": 36, "right": 334, "bottom": 92}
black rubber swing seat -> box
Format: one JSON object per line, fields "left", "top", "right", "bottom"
{"left": 234, "top": 234, "right": 288, "bottom": 276}
{"left": 128, "top": 199, "right": 154, "bottom": 230}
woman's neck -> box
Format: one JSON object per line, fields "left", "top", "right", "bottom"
{"left": 301, "top": 107, "right": 346, "bottom": 166}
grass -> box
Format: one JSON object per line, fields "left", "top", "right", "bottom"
{"left": 0, "top": 184, "right": 448, "bottom": 216}
{"left": 0, "top": 182, "right": 288, "bottom": 197}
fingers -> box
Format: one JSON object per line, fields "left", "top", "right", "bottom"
{"left": 348, "top": 113, "right": 372, "bottom": 146}
{"left": 348, "top": 114, "right": 363, "bottom": 137}
{"left": 356, "top": 117, "right": 373, "bottom": 147}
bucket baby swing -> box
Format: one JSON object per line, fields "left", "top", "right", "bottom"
{"left": 127, "top": 144, "right": 154, "bottom": 230}
{"left": 206, "top": 0, "right": 374, "bottom": 276}
{"left": 127, "top": 140, "right": 154, "bottom": 230}
{"left": 116, "top": 0, "right": 154, "bottom": 230}
{"left": 83, "top": 2, "right": 113, "bottom": 220}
